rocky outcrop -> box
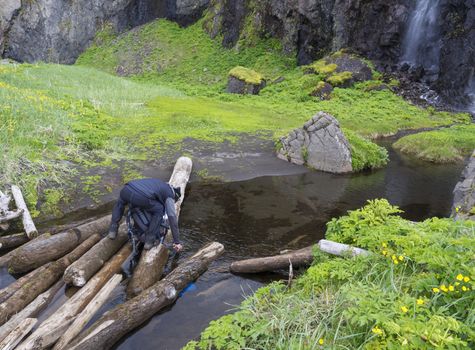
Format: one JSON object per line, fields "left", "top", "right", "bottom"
{"left": 226, "top": 66, "right": 266, "bottom": 95}
{"left": 452, "top": 151, "right": 475, "bottom": 221}
{"left": 277, "top": 112, "right": 352, "bottom": 173}
{"left": 1, "top": 0, "right": 209, "bottom": 64}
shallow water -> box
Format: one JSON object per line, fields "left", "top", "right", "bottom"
{"left": 0, "top": 143, "right": 466, "bottom": 349}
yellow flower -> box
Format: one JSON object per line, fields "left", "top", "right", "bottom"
{"left": 401, "top": 306, "right": 408, "bottom": 313}
{"left": 432, "top": 287, "right": 440, "bottom": 293}
{"left": 382, "top": 250, "right": 388, "bottom": 256}
{"left": 372, "top": 326, "right": 383, "bottom": 336}
{"left": 416, "top": 299, "right": 424, "bottom": 305}
{"left": 448, "top": 285, "right": 455, "bottom": 292}
{"left": 391, "top": 255, "right": 397, "bottom": 260}
{"left": 382, "top": 243, "right": 387, "bottom": 248}
{"left": 440, "top": 285, "right": 449, "bottom": 293}
{"left": 456, "top": 274, "right": 464, "bottom": 281}
{"left": 318, "top": 338, "right": 324, "bottom": 345}
{"left": 398, "top": 255, "right": 404, "bottom": 261}
{"left": 393, "top": 260, "right": 399, "bottom": 265}
{"left": 464, "top": 276, "right": 470, "bottom": 282}
{"left": 455, "top": 206, "right": 460, "bottom": 213}
{"left": 462, "top": 286, "right": 468, "bottom": 292}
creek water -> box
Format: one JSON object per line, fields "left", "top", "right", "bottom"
{"left": 0, "top": 142, "right": 466, "bottom": 349}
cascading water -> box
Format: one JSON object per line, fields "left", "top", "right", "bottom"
{"left": 401, "top": 0, "right": 442, "bottom": 78}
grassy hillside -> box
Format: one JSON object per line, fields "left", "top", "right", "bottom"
{"left": 0, "top": 18, "right": 471, "bottom": 214}
{"left": 185, "top": 200, "right": 475, "bottom": 350}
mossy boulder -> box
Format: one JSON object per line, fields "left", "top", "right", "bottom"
{"left": 227, "top": 66, "right": 266, "bottom": 95}
{"left": 311, "top": 81, "right": 333, "bottom": 100}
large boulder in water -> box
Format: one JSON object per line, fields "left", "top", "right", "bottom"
{"left": 452, "top": 150, "right": 475, "bottom": 221}
{"left": 277, "top": 112, "right": 353, "bottom": 173}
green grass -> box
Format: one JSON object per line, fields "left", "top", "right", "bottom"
{"left": 185, "top": 199, "right": 475, "bottom": 350}
{"left": 394, "top": 124, "right": 475, "bottom": 162}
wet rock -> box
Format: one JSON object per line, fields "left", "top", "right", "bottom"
{"left": 226, "top": 67, "right": 266, "bottom": 95}
{"left": 277, "top": 112, "right": 352, "bottom": 173}
{"left": 311, "top": 82, "right": 333, "bottom": 100}
{"left": 326, "top": 52, "right": 373, "bottom": 83}
{"left": 452, "top": 150, "right": 475, "bottom": 221}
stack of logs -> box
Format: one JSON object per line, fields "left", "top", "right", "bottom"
{"left": 0, "top": 155, "right": 370, "bottom": 350}
{"left": 0, "top": 157, "right": 225, "bottom": 350}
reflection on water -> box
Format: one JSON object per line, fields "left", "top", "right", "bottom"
{"left": 0, "top": 144, "right": 466, "bottom": 350}
{"left": 115, "top": 145, "right": 464, "bottom": 350}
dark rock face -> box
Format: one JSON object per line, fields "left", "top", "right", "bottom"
{"left": 226, "top": 76, "right": 266, "bottom": 95}
{"left": 437, "top": 0, "right": 475, "bottom": 106}
{"left": 452, "top": 150, "right": 475, "bottom": 221}
{"left": 1, "top": 0, "right": 209, "bottom": 64}
{"left": 277, "top": 112, "right": 352, "bottom": 173}
{"left": 311, "top": 82, "right": 333, "bottom": 100}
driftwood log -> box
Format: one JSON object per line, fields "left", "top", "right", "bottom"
{"left": 68, "top": 242, "right": 224, "bottom": 350}
{"left": 11, "top": 185, "right": 38, "bottom": 238}
{"left": 0, "top": 233, "right": 53, "bottom": 268}
{"left": 16, "top": 244, "right": 132, "bottom": 350}
{"left": 126, "top": 156, "right": 192, "bottom": 298}
{"left": 230, "top": 240, "right": 369, "bottom": 274}
{"left": 63, "top": 224, "right": 127, "bottom": 287}
{"left": 52, "top": 274, "right": 123, "bottom": 350}
{"left": 0, "top": 233, "right": 101, "bottom": 326}
{"left": 0, "top": 233, "right": 29, "bottom": 252}
{"left": 0, "top": 190, "right": 23, "bottom": 231}
{"left": 0, "top": 280, "right": 63, "bottom": 343}
{"left": 0, "top": 265, "right": 49, "bottom": 304}
{"left": 8, "top": 215, "right": 110, "bottom": 274}
{"left": 0, "top": 317, "right": 37, "bottom": 350}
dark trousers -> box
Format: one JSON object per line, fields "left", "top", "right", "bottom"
{"left": 110, "top": 185, "right": 164, "bottom": 230}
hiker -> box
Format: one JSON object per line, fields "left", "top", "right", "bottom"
{"left": 108, "top": 178, "right": 183, "bottom": 252}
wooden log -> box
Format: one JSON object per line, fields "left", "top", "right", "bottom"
{"left": 52, "top": 274, "right": 122, "bottom": 350}
{"left": 230, "top": 246, "right": 314, "bottom": 274}
{"left": 318, "top": 239, "right": 369, "bottom": 257}
{"left": 0, "top": 265, "right": 49, "bottom": 304}
{"left": 0, "top": 233, "right": 52, "bottom": 268}
{"left": 8, "top": 215, "right": 111, "bottom": 274}
{"left": 0, "top": 280, "right": 63, "bottom": 343}
{"left": 68, "top": 242, "right": 224, "bottom": 350}
{"left": 0, "top": 232, "right": 29, "bottom": 252}
{"left": 126, "top": 156, "right": 192, "bottom": 299}
{"left": 0, "top": 209, "right": 23, "bottom": 224}
{"left": 64, "top": 224, "right": 127, "bottom": 287}
{"left": 16, "top": 244, "right": 132, "bottom": 350}
{"left": 0, "top": 233, "right": 101, "bottom": 326}
{"left": 0, "top": 190, "right": 12, "bottom": 231}
{"left": 230, "top": 240, "right": 369, "bottom": 274}
{"left": 11, "top": 185, "right": 38, "bottom": 238}
{"left": 0, "top": 317, "right": 37, "bottom": 350}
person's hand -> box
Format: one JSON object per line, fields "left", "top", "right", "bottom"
{"left": 173, "top": 243, "right": 183, "bottom": 252}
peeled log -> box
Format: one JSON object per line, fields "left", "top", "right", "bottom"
{"left": 53, "top": 274, "right": 123, "bottom": 350}
{"left": 0, "top": 233, "right": 29, "bottom": 252}
{"left": 230, "top": 240, "right": 369, "bottom": 274}
{"left": 69, "top": 242, "right": 224, "bottom": 350}
{"left": 11, "top": 185, "right": 38, "bottom": 238}
{"left": 63, "top": 224, "right": 127, "bottom": 287}
{"left": 0, "top": 280, "right": 63, "bottom": 343}
{"left": 16, "top": 244, "right": 132, "bottom": 350}
{"left": 0, "top": 317, "right": 37, "bottom": 350}
{"left": 8, "top": 215, "right": 111, "bottom": 274}
{"left": 0, "top": 233, "right": 101, "bottom": 326}
{"left": 126, "top": 156, "right": 192, "bottom": 299}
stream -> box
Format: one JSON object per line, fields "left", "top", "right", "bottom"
{"left": 0, "top": 140, "right": 466, "bottom": 349}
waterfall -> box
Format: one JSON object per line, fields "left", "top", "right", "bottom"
{"left": 401, "top": 0, "right": 442, "bottom": 76}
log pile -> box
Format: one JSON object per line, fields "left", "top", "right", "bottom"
{"left": 0, "top": 157, "right": 228, "bottom": 350}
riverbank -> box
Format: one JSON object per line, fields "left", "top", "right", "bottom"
{"left": 1, "top": 18, "right": 472, "bottom": 220}
{"left": 186, "top": 199, "right": 475, "bottom": 350}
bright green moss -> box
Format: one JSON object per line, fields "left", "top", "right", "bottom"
{"left": 309, "top": 59, "right": 337, "bottom": 75}
{"left": 326, "top": 71, "right": 353, "bottom": 86}
{"left": 228, "top": 66, "right": 264, "bottom": 85}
